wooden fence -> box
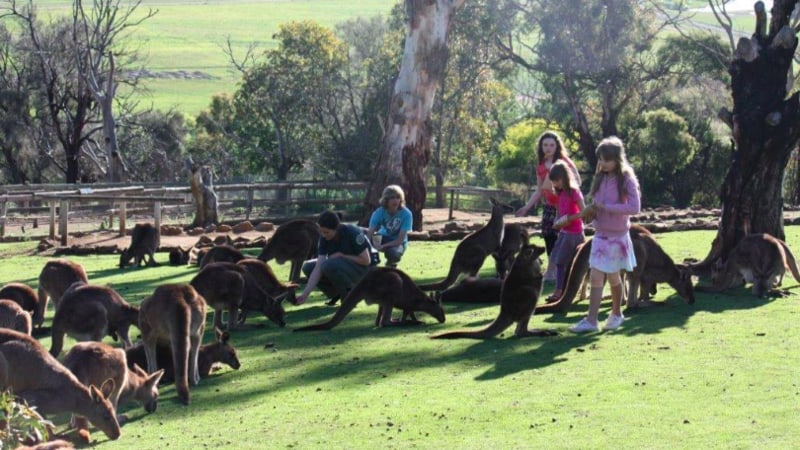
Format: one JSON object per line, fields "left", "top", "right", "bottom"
{"left": 1, "top": 181, "right": 517, "bottom": 244}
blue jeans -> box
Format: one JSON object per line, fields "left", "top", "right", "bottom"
{"left": 382, "top": 243, "right": 407, "bottom": 266}
{"left": 302, "top": 257, "right": 370, "bottom": 299}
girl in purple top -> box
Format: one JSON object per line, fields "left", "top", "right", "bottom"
{"left": 546, "top": 161, "right": 586, "bottom": 302}
{"left": 570, "top": 136, "right": 641, "bottom": 333}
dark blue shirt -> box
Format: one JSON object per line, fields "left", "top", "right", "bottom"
{"left": 318, "top": 224, "right": 371, "bottom": 258}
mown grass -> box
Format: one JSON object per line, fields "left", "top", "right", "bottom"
{"left": 31, "top": 0, "right": 395, "bottom": 117}
{"left": 1, "top": 225, "right": 798, "bottom": 448}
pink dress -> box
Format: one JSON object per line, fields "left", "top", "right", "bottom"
{"left": 589, "top": 173, "right": 640, "bottom": 273}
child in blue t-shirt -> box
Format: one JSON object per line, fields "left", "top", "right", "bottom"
{"left": 367, "top": 185, "right": 413, "bottom": 268}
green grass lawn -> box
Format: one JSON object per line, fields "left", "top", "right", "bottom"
{"left": 30, "top": 0, "right": 395, "bottom": 117}
{"left": 1, "top": 226, "right": 799, "bottom": 448}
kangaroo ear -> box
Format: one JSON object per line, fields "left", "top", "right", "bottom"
{"left": 149, "top": 369, "right": 165, "bottom": 386}
{"left": 215, "top": 327, "right": 224, "bottom": 341}
{"left": 132, "top": 363, "right": 147, "bottom": 377}
{"left": 95, "top": 378, "right": 115, "bottom": 399}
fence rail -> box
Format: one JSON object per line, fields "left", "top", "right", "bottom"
{"left": 1, "top": 181, "right": 516, "bottom": 243}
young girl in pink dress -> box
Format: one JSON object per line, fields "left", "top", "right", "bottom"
{"left": 546, "top": 161, "right": 586, "bottom": 302}
{"left": 569, "top": 136, "right": 641, "bottom": 332}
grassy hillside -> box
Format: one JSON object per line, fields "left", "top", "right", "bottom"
{"left": 34, "top": 0, "right": 395, "bottom": 116}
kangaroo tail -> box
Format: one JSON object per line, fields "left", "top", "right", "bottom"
{"left": 418, "top": 261, "right": 463, "bottom": 292}
{"left": 293, "top": 289, "right": 363, "bottom": 332}
{"left": 779, "top": 240, "right": 800, "bottom": 283}
{"left": 535, "top": 239, "right": 591, "bottom": 314}
{"left": 430, "top": 313, "right": 514, "bottom": 340}
{"left": 171, "top": 310, "right": 191, "bottom": 405}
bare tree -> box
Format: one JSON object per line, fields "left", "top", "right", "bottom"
{"left": 362, "top": 0, "right": 466, "bottom": 230}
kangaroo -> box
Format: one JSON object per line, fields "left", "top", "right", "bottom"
{"left": 138, "top": 284, "right": 206, "bottom": 405}
{"left": 294, "top": 267, "right": 446, "bottom": 331}
{"left": 492, "top": 223, "right": 529, "bottom": 279}
{"left": 699, "top": 233, "right": 800, "bottom": 297}
{"left": 168, "top": 246, "right": 192, "bottom": 265}
{"left": 191, "top": 262, "right": 286, "bottom": 330}
{"left": 419, "top": 198, "right": 505, "bottom": 291}
{"left": 625, "top": 226, "right": 695, "bottom": 307}
{"left": 62, "top": 342, "right": 164, "bottom": 440}
{"left": 436, "top": 278, "right": 503, "bottom": 303}
{"left": 126, "top": 327, "right": 240, "bottom": 383}
{"left": 237, "top": 258, "right": 299, "bottom": 307}
{"left": 15, "top": 439, "right": 75, "bottom": 450}
{"left": 119, "top": 222, "right": 160, "bottom": 268}
{"left": 0, "top": 282, "right": 43, "bottom": 328}
{"left": 198, "top": 244, "right": 245, "bottom": 269}
{"left": 0, "top": 328, "right": 120, "bottom": 441}
{"left": 37, "top": 259, "right": 89, "bottom": 313}
{"left": 0, "top": 299, "right": 33, "bottom": 335}
{"left": 431, "top": 244, "right": 557, "bottom": 340}
{"left": 49, "top": 282, "right": 140, "bottom": 357}
{"left": 257, "top": 219, "right": 319, "bottom": 282}
{"left": 535, "top": 225, "right": 694, "bottom": 314}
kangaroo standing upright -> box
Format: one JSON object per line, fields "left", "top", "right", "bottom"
{"left": 62, "top": 341, "right": 164, "bottom": 440}
{"left": 119, "top": 222, "right": 160, "bottom": 268}
{"left": 138, "top": 284, "right": 206, "bottom": 405}
{"left": 126, "top": 327, "right": 240, "bottom": 383}
{"left": 419, "top": 199, "right": 505, "bottom": 291}
{"left": 294, "top": 267, "right": 446, "bottom": 331}
{"left": 0, "top": 282, "right": 43, "bottom": 329}
{"left": 257, "top": 219, "right": 319, "bottom": 282}
{"left": 0, "top": 328, "right": 121, "bottom": 441}
{"left": 37, "top": 259, "right": 89, "bottom": 313}
{"left": 431, "top": 244, "right": 557, "bottom": 339}
{"left": 49, "top": 282, "right": 140, "bottom": 357}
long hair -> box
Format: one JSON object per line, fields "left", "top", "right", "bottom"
{"left": 379, "top": 185, "right": 405, "bottom": 208}
{"left": 548, "top": 161, "right": 577, "bottom": 195}
{"left": 536, "top": 131, "right": 568, "bottom": 164}
{"left": 590, "top": 136, "right": 638, "bottom": 202}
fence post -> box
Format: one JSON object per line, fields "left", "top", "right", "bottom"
{"left": 49, "top": 201, "right": 56, "bottom": 239}
{"left": 58, "top": 199, "right": 69, "bottom": 246}
{"left": 119, "top": 202, "right": 127, "bottom": 237}
{"left": 0, "top": 199, "right": 7, "bottom": 238}
{"left": 154, "top": 201, "right": 162, "bottom": 233}
{"left": 246, "top": 187, "right": 254, "bottom": 221}
{"left": 448, "top": 188, "right": 456, "bottom": 221}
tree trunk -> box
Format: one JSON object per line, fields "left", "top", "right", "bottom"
{"left": 696, "top": 1, "right": 800, "bottom": 270}
{"left": 361, "top": 0, "right": 465, "bottom": 230}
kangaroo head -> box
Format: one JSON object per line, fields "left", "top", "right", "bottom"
{"left": 426, "top": 292, "right": 446, "bottom": 323}
{"left": 88, "top": 379, "right": 121, "bottom": 440}
{"left": 131, "top": 364, "right": 164, "bottom": 413}
{"left": 263, "top": 298, "right": 286, "bottom": 328}
{"left": 119, "top": 248, "right": 132, "bottom": 268}
{"left": 214, "top": 327, "right": 241, "bottom": 370}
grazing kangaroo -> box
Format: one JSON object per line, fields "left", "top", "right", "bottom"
{"left": 0, "top": 282, "right": 43, "bottom": 328}
{"left": 431, "top": 244, "right": 556, "bottom": 339}
{"left": 119, "top": 222, "right": 160, "bottom": 268}
{"left": 536, "top": 225, "right": 694, "bottom": 314}
{"left": 191, "top": 262, "right": 286, "bottom": 330}
{"left": 237, "top": 258, "right": 299, "bottom": 307}
{"left": 257, "top": 219, "right": 319, "bottom": 282}
{"left": 37, "top": 259, "right": 89, "bottom": 313}
{"left": 198, "top": 244, "right": 245, "bottom": 269}
{"left": 62, "top": 342, "right": 164, "bottom": 439}
{"left": 138, "top": 284, "right": 206, "bottom": 405}
{"left": 0, "top": 328, "right": 121, "bottom": 441}
{"left": 492, "top": 223, "right": 529, "bottom": 279}
{"left": 700, "top": 233, "right": 800, "bottom": 297}
{"left": 0, "top": 299, "right": 33, "bottom": 335}
{"left": 419, "top": 199, "right": 505, "bottom": 291}
{"left": 126, "top": 327, "right": 240, "bottom": 383}
{"left": 49, "top": 282, "right": 139, "bottom": 357}
{"left": 294, "top": 267, "right": 446, "bottom": 331}
{"left": 625, "top": 226, "right": 695, "bottom": 307}
{"left": 436, "top": 278, "right": 503, "bottom": 303}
